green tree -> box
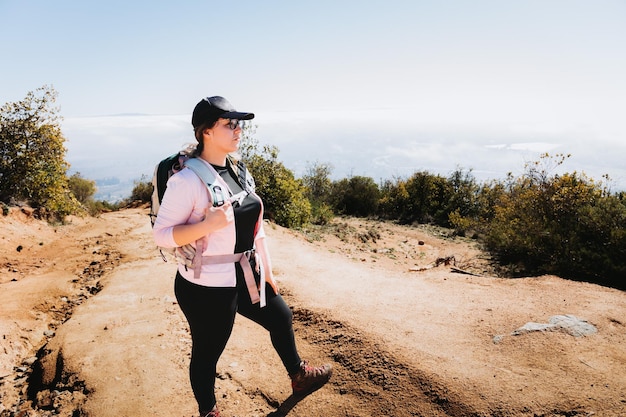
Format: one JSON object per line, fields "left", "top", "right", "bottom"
{"left": 575, "top": 192, "right": 626, "bottom": 288}
{"left": 446, "top": 168, "right": 480, "bottom": 218}
{"left": 302, "top": 161, "right": 333, "bottom": 202}
{"left": 402, "top": 171, "right": 451, "bottom": 225}
{"left": 244, "top": 144, "right": 311, "bottom": 228}
{"left": 378, "top": 177, "right": 409, "bottom": 220}
{"left": 449, "top": 178, "right": 507, "bottom": 237}
{"left": 0, "top": 86, "right": 80, "bottom": 218}
{"left": 481, "top": 153, "right": 626, "bottom": 288}
{"left": 302, "top": 161, "right": 334, "bottom": 224}
{"left": 130, "top": 174, "right": 153, "bottom": 203}
{"left": 68, "top": 172, "right": 96, "bottom": 204}
{"left": 238, "top": 122, "right": 259, "bottom": 163}
{"left": 330, "top": 176, "right": 380, "bottom": 217}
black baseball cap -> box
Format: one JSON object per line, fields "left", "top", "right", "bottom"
{"left": 191, "top": 96, "right": 255, "bottom": 129}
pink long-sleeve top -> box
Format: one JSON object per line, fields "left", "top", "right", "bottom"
{"left": 152, "top": 162, "right": 276, "bottom": 293}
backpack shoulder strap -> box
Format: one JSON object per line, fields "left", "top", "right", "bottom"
{"left": 227, "top": 155, "right": 255, "bottom": 193}
{"left": 155, "top": 152, "right": 186, "bottom": 203}
{"left": 184, "top": 157, "right": 217, "bottom": 183}
{"left": 184, "top": 157, "right": 227, "bottom": 206}
{"left": 150, "top": 152, "right": 187, "bottom": 227}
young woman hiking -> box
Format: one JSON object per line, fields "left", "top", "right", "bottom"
{"left": 152, "top": 96, "right": 332, "bottom": 417}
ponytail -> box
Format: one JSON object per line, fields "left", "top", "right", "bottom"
{"left": 190, "top": 120, "right": 217, "bottom": 157}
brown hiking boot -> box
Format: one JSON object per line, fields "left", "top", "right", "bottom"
{"left": 290, "top": 360, "right": 333, "bottom": 396}
{"left": 200, "top": 405, "right": 220, "bottom": 417}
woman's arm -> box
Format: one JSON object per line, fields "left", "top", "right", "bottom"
{"left": 171, "top": 201, "right": 234, "bottom": 246}
{"left": 153, "top": 169, "right": 233, "bottom": 248}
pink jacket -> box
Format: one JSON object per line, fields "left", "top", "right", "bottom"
{"left": 152, "top": 161, "right": 277, "bottom": 305}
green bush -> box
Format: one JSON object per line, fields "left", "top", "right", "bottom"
{"left": 0, "top": 86, "right": 81, "bottom": 220}
{"left": 480, "top": 154, "right": 625, "bottom": 289}
{"left": 302, "top": 161, "right": 333, "bottom": 204}
{"left": 302, "top": 162, "right": 334, "bottom": 225}
{"left": 271, "top": 175, "right": 312, "bottom": 228}
{"left": 82, "top": 199, "right": 121, "bottom": 216}
{"left": 244, "top": 144, "right": 311, "bottom": 228}
{"left": 375, "top": 153, "right": 625, "bottom": 289}
{"left": 378, "top": 177, "right": 409, "bottom": 220}
{"left": 404, "top": 171, "right": 453, "bottom": 225}
{"left": 330, "top": 176, "right": 380, "bottom": 217}
{"left": 68, "top": 172, "right": 96, "bottom": 204}
{"left": 130, "top": 175, "right": 153, "bottom": 203}
{"left": 310, "top": 202, "right": 334, "bottom": 225}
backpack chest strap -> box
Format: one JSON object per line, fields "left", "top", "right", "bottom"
{"left": 192, "top": 243, "right": 263, "bottom": 306}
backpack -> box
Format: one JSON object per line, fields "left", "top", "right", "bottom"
{"left": 149, "top": 151, "right": 188, "bottom": 228}
{"left": 149, "top": 152, "right": 255, "bottom": 262}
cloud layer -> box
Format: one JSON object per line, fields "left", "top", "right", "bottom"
{"left": 62, "top": 112, "right": 626, "bottom": 201}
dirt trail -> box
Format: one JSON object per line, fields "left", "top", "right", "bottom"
{"left": 1, "top": 207, "right": 625, "bottom": 416}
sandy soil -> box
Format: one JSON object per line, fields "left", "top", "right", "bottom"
{"left": 0, "top": 206, "right": 624, "bottom": 417}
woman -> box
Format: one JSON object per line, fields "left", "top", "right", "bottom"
{"left": 152, "top": 96, "right": 332, "bottom": 417}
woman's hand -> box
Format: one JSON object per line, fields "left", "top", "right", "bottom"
{"left": 202, "top": 200, "right": 234, "bottom": 232}
{"left": 172, "top": 201, "right": 234, "bottom": 246}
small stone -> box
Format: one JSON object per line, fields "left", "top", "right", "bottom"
{"left": 23, "top": 357, "right": 38, "bottom": 366}
{"left": 36, "top": 389, "right": 53, "bottom": 408}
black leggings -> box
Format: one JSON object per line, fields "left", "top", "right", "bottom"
{"left": 174, "top": 272, "right": 302, "bottom": 412}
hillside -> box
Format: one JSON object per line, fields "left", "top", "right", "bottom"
{"left": 0, "top": 207, "right": 625, "bottom": 416}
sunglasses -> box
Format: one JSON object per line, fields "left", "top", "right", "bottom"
{"left": 223, "top": 119, "right": 245, "bottom": 130}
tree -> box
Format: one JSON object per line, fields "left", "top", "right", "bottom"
{"left": 378, "top": 177, "right": 409, "bottom": 220}
{"left": 480, "top": 153, "right": 626, "bottom": 288}
{"left": 402, "top": 171, "right": 451, "bottom": 225}
{"left": 0, "top": 86, "right": 80, "bottom": 218}
{"left": 68, "top": 172, "right": 97, "bottom": 204}
{"left": 242, "top": 141, "right": 311, "bottom": 228}
{"left": 302, "top": 161, "right": 334, "bottom": 224}
{"left": 302, "top": 161, "right": 333, "bottom": 202}
{"left": 330, "top": 176, "right": 380, "bottom": 217}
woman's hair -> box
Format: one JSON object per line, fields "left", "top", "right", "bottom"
{"left": 187, "top": 120, "right": 218, "bottom": 157}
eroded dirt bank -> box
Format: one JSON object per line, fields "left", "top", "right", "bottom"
{"left": 1, "top": 207, "right": 625, "bottom": 416}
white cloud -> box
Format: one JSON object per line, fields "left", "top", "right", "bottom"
{"left": 60, "top": 112, "right": 626, "bottom": 199}
{"left": 486, "top": 142, "right": 562, "bottom": 153}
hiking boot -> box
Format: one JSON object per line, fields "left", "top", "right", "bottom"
{"left": 200, "top": 405, "right": 220, "bottom": 417}
{"left": 290, "top": 360, "right": 333, "bottom": 396}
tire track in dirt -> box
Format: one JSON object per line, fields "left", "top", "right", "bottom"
{"left": 1, "top": 235, "right": 122, "bottom": 416}
{"left": 0, "top": 210, "right": 140, "bottom": 416}
{"left": 285, "top": 292, "right": 480, "bottom": 417}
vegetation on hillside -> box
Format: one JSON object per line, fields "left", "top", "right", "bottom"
{"left": 2, "top": 87, "right": 624, "bottom": 290}
{"left": 0, "top": 86, "right": 82, "bottom": 220}
{"left": 326, "top": 153, "right": 625, "bottom": 290}
{"left": 241, "top": 127, "right": 625, "bottom": 289}
{"left": 0, "top": 86, "right": 122, "bottom": 221}
{"left": 241, "top": 149, "right": 623, "bottom": 290}
{"left": 239, "top": 137, "right": 311, "bottom": 229}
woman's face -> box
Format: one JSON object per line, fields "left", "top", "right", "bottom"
{"left": 205, "top": 118, "right": 243, "bottom": 154}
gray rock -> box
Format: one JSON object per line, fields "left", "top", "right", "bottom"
{"left": 512, "top": 314, "right": 597, "bottom": 337}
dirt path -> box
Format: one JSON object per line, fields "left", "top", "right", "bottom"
{"left": 1, "top": 207, "right": 625, "bottom": 416}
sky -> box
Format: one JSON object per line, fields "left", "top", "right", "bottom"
{"left": 1, "top": 0, "right": 625, "bottom": 199}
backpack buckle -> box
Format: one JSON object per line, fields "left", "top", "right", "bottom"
{"left": 211, "top": 185, "right": 226, "bottom": 206}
